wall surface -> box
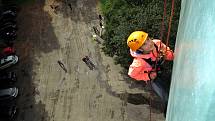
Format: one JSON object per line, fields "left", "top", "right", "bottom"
{"left": 166, "top": 0, "right": 215, "bottom": 121}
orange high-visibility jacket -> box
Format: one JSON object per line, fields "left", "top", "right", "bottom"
{"left": 128, "top": 39, "right": 174, "bottom": 81}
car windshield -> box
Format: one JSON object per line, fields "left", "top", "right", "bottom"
{"left": 1, "top": 60, "right": 13, "bottom": 66}
{"left": 1, "top": 56, "right": 13, "bottom": 64}
{"left": 0, "top": 88, "right": 12, "bottom": 97}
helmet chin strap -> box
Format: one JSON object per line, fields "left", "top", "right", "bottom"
{"left": 137, "top": 48, "right": 151, "bottom": 54}
{"left": 143, "top": 50, "right": 152, "bottom": 54}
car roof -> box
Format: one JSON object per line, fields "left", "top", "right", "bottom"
{"left": 0, "top": 88, "right": 13, "bottom": 96}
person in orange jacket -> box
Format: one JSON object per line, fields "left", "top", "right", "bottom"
{"left": 127, "top": 31, "right": 174, "bottom": 115}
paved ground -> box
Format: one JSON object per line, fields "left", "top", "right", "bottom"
{"left": 13, "top": 0, "right": 165, "bottom": 121}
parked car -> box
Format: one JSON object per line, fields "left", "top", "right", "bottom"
{"left": 0, "top": 104, "right": 17, "bottom": 120}
{"left": 0, "top": 87, "right": 18, "bottom": 101}
{"left": 0, "top": 55, "right": 18, "bottom": 70}
{"left": 0, "top": 31, "right": 17, "bottom": 42}
{"left": 0, "top": 17, "right": 16, "bottom": 24}
{"left": 1, "top": 39, "right": 15, "bottom": 47}
{"left": 0, "top": 21, "right": 16, "bottom": 28}
{"left": 0, "top": 14, "right": 16, "bottom": 27}
{"left": 0, "top": 72, "right": 17, "bottom": 87}
{"left": 2, "top": 2, "right": 17, "bottom": 10}
{"left": 0, "top": 9, "right": 16, "bottom": 18}
{"left": 0, "top": 25, "right": 17, "bottom": 34}
{"left": 0, "top": 24, "right": 17, "bottom": 32}
{"left": 0, "top": 47, "right": 16, "bottom": 57}
{"left": 0, "top": 14, "right": 16, "bottom": 24}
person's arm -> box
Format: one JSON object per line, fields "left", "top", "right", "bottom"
{"left": 128, "top": 58, "right": 151, "bottom": 81}
{"left": 164, "top": 49, "right": 174, "bottom": 61}
{"left": 159, "top": 42, "right": 174, "bottom": 61}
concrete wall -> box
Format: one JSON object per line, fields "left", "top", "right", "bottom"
{"left": 166, "top": 0, "right": 215, "bottom": 121}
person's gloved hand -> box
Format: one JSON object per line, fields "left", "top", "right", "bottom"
{"left": 160, "top": 49, "right": 174, "bottom": 61}
{"left": 149, "top": 71, "right": 157, "bottom": 80}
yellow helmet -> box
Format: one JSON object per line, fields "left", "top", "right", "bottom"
{"left": 127, "top": 31, "right": 148, "bottom": 51}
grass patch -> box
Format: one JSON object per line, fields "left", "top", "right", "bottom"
{"left": 99, "top": 0, "right": 108, "bottom": 12}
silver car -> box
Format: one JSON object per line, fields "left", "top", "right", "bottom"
{"left": 0, "top": 55, "right": 18, "bottom": 70}
{"left": 0, "top": 104, "right": 17, "bottom": 119}
{"left": 0, "top": 87, "right": 18, "bottom": 101}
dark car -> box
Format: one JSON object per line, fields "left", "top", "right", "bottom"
{"left": 0, "top": 17, "right": 16, "bottom": 24}
{"left": 0, "top": 24, "right": 17, "bottom": 32}
{"left": 0, "top": 72, "right": 17, "bottom": 86}
{"left": 0, "top": 9, "right": 16, "bottom": 20}
{"left": 0, "top": 104, "right": 17, "bottom": 120}
{"left": 1, "top": 3, "right": 17, "bottom": 12}
{"left": 0, "top": 22, "right": 16, "bottom": 28}
{"left": 0, "top": 30, "right": 17, "bottom": 42}
{"left": 0, "top": 87, "right": 18, "bottom": 101}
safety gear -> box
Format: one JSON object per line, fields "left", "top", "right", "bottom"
{"left": 127, "top": 31, "right": 148, "bottom": 51}
{"left": 128, "top": 39, "right": 174, "bottom": 81}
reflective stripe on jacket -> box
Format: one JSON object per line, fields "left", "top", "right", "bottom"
{"left": 128, "top": 39, "right": 174, "bottom": 81}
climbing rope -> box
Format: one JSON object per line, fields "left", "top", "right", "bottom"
{"left": 159, "top": 0, "right": 167, "bottom": 42}
{"left": 148, "top": 81, "right": 153, "bottom": 121}
{"left": 166, "top": 0, "right": 175, "bottom": 47}
{"left": 149, "top": 0, "right": 175, "bottom": 120}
